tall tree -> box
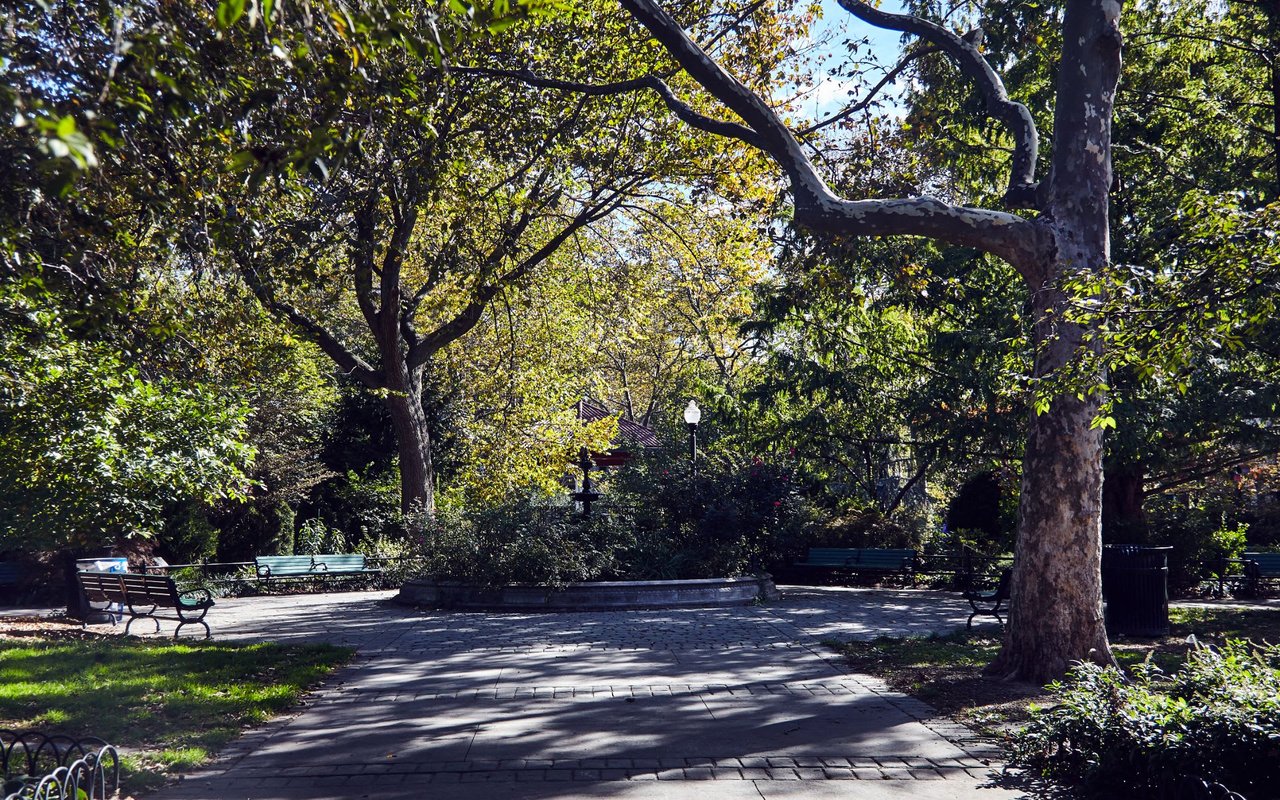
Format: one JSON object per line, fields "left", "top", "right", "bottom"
{"left": 905, "top": 0, "right": 1280, "bottom": 537}
{"left": 1, "top": 0, "right": 572, "bottom": 525}
{"left": 216, "top": 14, "right": 751, "bottom": 515}
{"left": 587, "top": 0, "right": 1123, "bottom": 681}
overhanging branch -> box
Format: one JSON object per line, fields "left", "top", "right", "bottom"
{"left": 618, "top": 0, "right": 1049, "bottom": 277}
{"left": 454, "top": 66, "right": 768, "bottom": 151}
{"left": 799, "top": 45, "right": 939, "bottom": 137}
{"left": 835, "top": 0, "right": 1040, "bottom": 207}
{"left": 241, "top": 267, "right": 381, "bottom": 389}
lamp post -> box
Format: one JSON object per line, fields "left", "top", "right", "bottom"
{"left": 569, "top": 447, "right": 601, "bottom": 518}
{"left": 683, "top": 400, "right": 701, "bottom": 475}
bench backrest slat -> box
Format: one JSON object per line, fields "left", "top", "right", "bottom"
{"left": 1244, "top": 552, "right": 1280, "bottom": 576}
{"left": 802, "top": 548, "right": 915, "bottom": 569}
{"left": 256, "top": 554, "right": 367, "bottom": 575}
{"left": 313, "top": 555, "right": 368, "bottom": 571}
{"left": 255, "top": 556, "right": 320, "bottom": 575}
{"left": 0, "top": 562, "right": 21, "bottom": 583}
{"left": 79, "top": 571, "right": 182, "bottom": 608}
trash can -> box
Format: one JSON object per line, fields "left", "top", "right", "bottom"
{"left": 1102, "top": 545, "right": 1171, "bottom": 636}
{"left": 77, "top": 557, "right": 128, "bottom": 574}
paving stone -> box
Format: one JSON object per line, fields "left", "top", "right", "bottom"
{"left": 135, "top": 587, "right": 1024, "bottom": 800}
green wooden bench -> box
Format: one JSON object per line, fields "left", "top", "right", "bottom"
{"left": 962, "top": 567, "right": 1012, "bottom": 629}
{"left": 0, "top": 561, "right": 22, "bottom": 594}
{"left": 78, "top": 571, "right": 214, "bottom": 638}
{"left": 254, "top": 554, "right": 381, "bottom": 581}
{"left": 1242, "top": 552, "right": 1280, "bottom": 597}
{"left": 793, "top": 547, "right": 917, "bottom": 583}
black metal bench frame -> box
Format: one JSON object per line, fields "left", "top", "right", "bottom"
{"left": 962, "top": 567, "right": 1012, "bottom": 629}
{"left": 77, "top": 571, "right": 214, "bottom": 639}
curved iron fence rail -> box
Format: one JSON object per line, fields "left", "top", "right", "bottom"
{"left": 1, "top": 731, "right": 118, "bottom": 800}
{"left": 1166, "top": 774, "right": 1249, "bottom": 800}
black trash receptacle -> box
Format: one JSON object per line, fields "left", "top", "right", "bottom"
{"left": 1102, "top": 545, "right": 1171, "bottom": 636}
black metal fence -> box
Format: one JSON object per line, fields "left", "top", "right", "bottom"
{"left": 1, "top": 731, "right": 118, "bottom": 800}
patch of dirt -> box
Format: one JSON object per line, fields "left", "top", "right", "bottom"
{"left": 881, "top": 664, "right": 1056, "bottom": 738}
{"left": 0, "top": 615, "right": 121, "bottom": 641}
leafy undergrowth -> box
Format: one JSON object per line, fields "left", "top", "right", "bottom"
{"left": 828, "top": 604, "right": 1280, "bottom": 738}
{"left": 0, "top": 620, "right": 352, "bottom": 794}
{"left": 1012, "top": 640, "right": 1280, "bottom": 798}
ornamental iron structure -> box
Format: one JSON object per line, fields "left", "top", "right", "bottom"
{"left": 1, "top": 731, "right": 119, "bottom": 800}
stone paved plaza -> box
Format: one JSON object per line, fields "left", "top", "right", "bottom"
{"left": 131, "top": 586, "right": 1024, "bottom": 799}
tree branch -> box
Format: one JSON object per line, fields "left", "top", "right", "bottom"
{"left": 240, "top": 267, "right": 381, "bottom": 389}
{"left": 454, "top": 65, "right": 769, "bottom": 151}
{"left": 618, "top": 0, "right": 1049, "bottom": 276}
{"left": 834, "top": 0, "right": 1040, "bottom": 207}
{"left": 407, "top": 185, "right": 634, "bottom": 368}
{"left": 799, "top": 45, "right": 939, "bottom": 137}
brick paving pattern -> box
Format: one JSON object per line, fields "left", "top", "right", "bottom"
{"left": 140, "top": 586, "right": 1021, "bottom": 799}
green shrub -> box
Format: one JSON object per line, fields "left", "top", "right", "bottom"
{"left": 1011, "top": 639, "right": 1280, "bottom": 798}
{"left": 294, "top": 518, "right": 346, "bottom": 556}
{"left": 1146, "top": 488, "right": 1253, "bottom": 591}
{"left": 415, "top": 499, "right": 629, "bottom": 587}
{"left": 607, "top": 448, "right": 817, "bottom": 578}
{"left": 159, "top": 505, "right": 219, "bottom": 564}
{"left": 407, "top": 443, "right": 817, "bottom": 586}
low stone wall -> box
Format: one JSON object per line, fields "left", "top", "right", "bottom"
{"left": 396, "top": 575, "right": 779, "bottom": 611}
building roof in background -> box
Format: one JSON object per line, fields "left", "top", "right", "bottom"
{"left": 575, "top": 398, "right": 661, "bottom": 449}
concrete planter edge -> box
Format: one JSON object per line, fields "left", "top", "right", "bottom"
{"left": 396, "top": 575, "right": 779, "bottom": 611}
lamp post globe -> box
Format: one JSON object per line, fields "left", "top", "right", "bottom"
{"left": 683, "top": 400, "right": 700, "bottom": 474}
{"left": 683, "top": 400, "right": 701, "bottom": 426}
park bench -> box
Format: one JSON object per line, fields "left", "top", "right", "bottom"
{"left": 77, "top": 571, "right": 214, "bottom": 638}
{"left": 254, "top": 554, "right": 381, "bottom": 582}
{"left": 792, "top": 547, "right": 917, "bottom": 584}
{"left": 962, "top": 567, "right": 1012, "bottom": 629}
{"left": 1241, "top": 552, "right": 1280, "bottom": 597}
{"left": 0, "top": 561, "right": 22, "bottom": 600}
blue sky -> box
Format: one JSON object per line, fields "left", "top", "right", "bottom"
{"left": 802, "top": 0, "right": 909, "bottom": 118}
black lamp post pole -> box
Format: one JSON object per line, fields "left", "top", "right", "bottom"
{"left": 687, "top": 423, "right": 697, "bottom": 476}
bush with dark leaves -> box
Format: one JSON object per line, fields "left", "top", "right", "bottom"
{"left": 1011, "top": 639, "right": 1280, "bottom": 799}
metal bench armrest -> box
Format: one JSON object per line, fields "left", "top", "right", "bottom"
{"left": 179, "top": 587, "right": 213, "bottom": 607}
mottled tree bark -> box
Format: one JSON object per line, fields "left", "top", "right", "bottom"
{"left": 986, "top": 0, "right": 1124, "bottom": 683}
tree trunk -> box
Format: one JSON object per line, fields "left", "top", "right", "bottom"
{"left": 383, "top": 365, "right": 435, "bottom": 516}
{"left": 986, "top": 0, "right": 1123, "bottom": 684}
{"left": 988, "top": 292, "right": 1113, "bottom": 683}
{"left": 1102, "top": 463, "right": 1146, "bottom": 543}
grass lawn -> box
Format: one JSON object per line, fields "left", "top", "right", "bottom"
{"left": 0, "top": 624, "right": 352, "bottom": 793}
{"left": 828, "top": 604, "right": 1280, "bottom": 738}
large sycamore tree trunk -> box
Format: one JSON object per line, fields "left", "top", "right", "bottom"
{"left": 616, "top": 0, "right": 1124, "bottom": 681}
